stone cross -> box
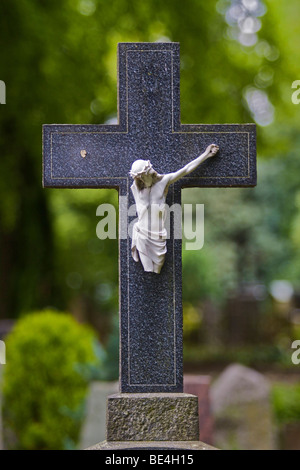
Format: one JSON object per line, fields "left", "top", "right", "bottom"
{"left": 43, "top": 42, "right": 256, "bottom": 396}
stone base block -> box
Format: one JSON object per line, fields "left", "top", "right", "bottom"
{"left": 87, "top": 440, "right": 217, "bottom": 450}
{"left": 106, "top": 393, "right": 199, "bottom": 442}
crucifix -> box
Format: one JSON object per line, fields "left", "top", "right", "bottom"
{"left": 43, "top": 42, "right": 256, "bottom": 446}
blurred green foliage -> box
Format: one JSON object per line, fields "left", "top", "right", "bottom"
{"left": 272, "top": 384, "right": 300, "bottom": 425}
{"left": 2, "top": 310, "right": 100, "bottom": 450}
{"left": 184, "top": 343, "right": 291, "bottom": 368}
{"left": 1, "top": 0, "right": 300, "bottom": 448}
{"left": 0, "top": 0, "right": 300, "bottom": 349}
{"left": 182, "top": 142, "right": 300, "bottom": 303}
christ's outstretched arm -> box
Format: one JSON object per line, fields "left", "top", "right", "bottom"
{"left": 164, "top": 144, "right": 219, "bottom": 186}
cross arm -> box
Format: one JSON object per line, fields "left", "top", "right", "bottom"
{"left": 164, "top": 143, "right": 218, "bottom": 186}
{"left": 167, "top": 123, "right": 256, "bottom": 189}
{"left": 42, "top": 123, "right": 129, "bottom": 189}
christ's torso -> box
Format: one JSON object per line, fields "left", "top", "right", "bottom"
{"left": 131, "top": 177, "right": 169, "bottom": 235}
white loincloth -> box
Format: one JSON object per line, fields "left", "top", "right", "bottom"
{"left": 131, "top": 223, "right": 167, "bottom": 267}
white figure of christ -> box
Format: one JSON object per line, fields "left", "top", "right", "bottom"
{"left": 130, "top": 144, "right": 219, "bottom": 274}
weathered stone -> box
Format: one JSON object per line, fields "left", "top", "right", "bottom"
{"left": 106, "top": 393, "right": 199, "bottom": 442}
{"left": 211, "top": 364, "right": 275, "bottom": 450}
{"left": 81, "top": 376, "right": 215, "bottom": 449}
{"left": 87, "top": 440, "right": 217, "bottom": 450}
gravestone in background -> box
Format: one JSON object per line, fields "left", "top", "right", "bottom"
{"left": 211, "top": 364, "right": 275, "bottom": 450}
{"left": 184, "top": 375, "right": 213, "bottom": 445}
{"left": 80, "top": 382, "right": 119, "bottom": 450}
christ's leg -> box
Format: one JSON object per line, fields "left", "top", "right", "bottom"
{"left": 138, "top": 252, "right": 154, "bottom": 272}
{"left": 153, "top": 262, "right": 162, "bottom": 274}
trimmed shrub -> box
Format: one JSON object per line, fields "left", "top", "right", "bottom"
{"left": 3, "top": 309, "right": 100, "bottom": 450}
{"left": 272, "top": 383, "right": 300, "bottom": 425}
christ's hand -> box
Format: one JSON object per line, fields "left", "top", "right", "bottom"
{"left": 205, "top": 144, "right": 219, "bottom": 158}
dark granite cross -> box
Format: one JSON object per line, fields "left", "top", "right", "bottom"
{"left": 43, "top": 42, "right": 256, "bottom": 394}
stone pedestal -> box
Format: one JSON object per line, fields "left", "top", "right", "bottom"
{"left": 87, "top": 392, "right": 217, "bottom": 450}
{"left": 107, "top": 393, "right": 199, "bottom": 442}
